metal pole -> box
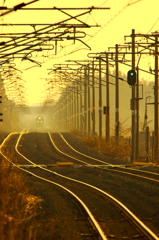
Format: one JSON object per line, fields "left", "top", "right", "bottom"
{"left": 71, "top": 88, "right": 74, "bottom": 129}
{"left": 87, "top": 65, "right": 91, "bottom": 136}
{"left": 115, "top": 44, "right": 119, "bottom": 144}
{"left": 77, "top": 82, "right": 80, "bottom": 131}
{"left": 69, "top": 91, "right": 71, "bottom": 131}
{"left": 154, "top": 34, "right": 159, "bottom": 163}
{"left": 74, "top": 87, "right": 76, "bottom": 130}
{"left": 145, "top": 126, "right": 150, "bottom": 162}
{"left": 131, "top": 29, "right": 136, "bottom": 162}
{"left": 106, "top": 53, "right": 110, "bottom": 142}
{"left": 92, "top": 61, "right": 96, "bottom": 136}
{"left": 99, "top": 57, "right": 102, "bottom": 138}
{"left": 80, "top": 72, "right": 83, "bottom": 133}
{"left": 74, "top": 82, "right": 77, "bottom": 130}
{"left": 136, "top": 66, "right": 139, "bottom": 160}
{"left": 84, "top": 67, "right": 88, "bottom": 137}
{"left": 66, "top": 95, "right": 69, "bottom": 129}
{"left": 63, "top": 100, "right": 66, "bottom": 131}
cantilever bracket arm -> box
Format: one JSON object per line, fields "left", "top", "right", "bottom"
{"left": 54, "top": 6, "right": 90, "bottom": 28}
{"left": 22, "top": 56, "right": 41, "bottom": 67}
{"left": 75, "top": 38, "right": 91, "bottom": 50}
{"left": 0, "top": 0, "right": 39, "bottom": 16}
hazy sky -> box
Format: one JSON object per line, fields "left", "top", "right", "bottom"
{"left": 1, "top": 0, "right": 159, "bottom": 105}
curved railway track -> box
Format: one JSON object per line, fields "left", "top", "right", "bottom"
{"left": 0, "top": 132, "right": 107, "bottom": 240}
{"left": 0, "top": 131, "right": 159, "bottom": 239}
{"left": 50, "top": 132, "right": 111, "bottom": 166}
{"left": 53, "top": 132, "right": 159, "bottom": 183}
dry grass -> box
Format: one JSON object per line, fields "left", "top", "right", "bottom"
{"left": 85, "top": 136, "right": 131, "bottom": 160}
{"left": 0, "top": 157, "right": 43, "bottom": 240}
{"left": 72, "top": 130, "right": 131, "bottom": 161}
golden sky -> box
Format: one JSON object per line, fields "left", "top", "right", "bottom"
{"left": 0, "top": 0, "right": 159, "bottom": 105}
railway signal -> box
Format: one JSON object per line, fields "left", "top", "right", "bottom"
{"left": 127, "top": 69, "right": 136, "bottom": 86}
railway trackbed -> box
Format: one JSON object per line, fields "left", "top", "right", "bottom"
{"left": 50, "top": 132, "right": 159, "bottom": 183}
{"left": 0, "top": 131, "right": 159, "bottom": 239}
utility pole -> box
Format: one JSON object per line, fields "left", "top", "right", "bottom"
{"left": 74, "top": 81, "right": 78, "bottom": 130}
{"left": 80, "top": 72, "right": 83, "bottom": 133}
{"left": 115, "top": 44, "right": 119, "bottom": 144}
{"left": 136, "top": 66, "right": 139, "bottom": 160}
{"left": 92, "top": 61, "right": 96, "bottom": 136}
{"left": 73, "top": 82, "right": 76, "bottom": 130}
{"left": 71, "top": 87, "right": 74, "bottom": 129}
{"left": 87, "top": 65, "right": 91, "bottom": 136}
{"left": 99, "top": 57, "right": 102, "bottom": 138}
{"left": 67, "top": 92, "right": 70, "bottom": 130}
{"left": 154, "top": 34, "right": 159, "bottom": 162}
{"left": 77, "top": 81, "right": 80, "bottom": 131}
{"left": 66, "top": 93, "right": 69, "bottom": 129}
{"left": 131, "top": 29, "right": 136, "bottom": 162}
{"left": 84, "top": 67, "right": 88, "bottom": 137}
{"left": 106, "top": 53, "right": 110, "bottom": 142}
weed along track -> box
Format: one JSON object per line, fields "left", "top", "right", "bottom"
{"left": 1, "top": 131, "right": 159, "bottom": 239}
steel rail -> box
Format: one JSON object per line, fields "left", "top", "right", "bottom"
{"left": 49, "top": 133, "right": 110, "bottom": 166}
{"left": 1, "top": 131, "right": 159, "bottom": 239}
{"left": 116, "top": 166, "right": 159, "bottom": 177}
{"left": 13, "top": 131, "right": 159, "bottom": 240}
{"left": 48, "top": 133, "right": 92, "bottom": 165}
{"left": 0, "top": 132, "right": 107, "bottom": 240}
{"left": 102, "top": 166, "right": 159, "bottom": 183}
{"left": 58, "top": 132, "right": 159, "bottom": 183}
{"left": 57, "top": 132, "right": 113, "bottom": 165}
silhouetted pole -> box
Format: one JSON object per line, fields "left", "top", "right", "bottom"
{"left": 66, "top": 94, "right": 69, "bottom": 129}
{"left": 84, "top": 67, "right": 88, "bottom": 137}
{"left": 72, "top": 82, "right": 76, "bottom": 129}
{"left": 145, "top": 126, "right": 150, "bottom": 162}
{"left": 71, "top": 87, "right": 74, "bottom": 129}
{"left": 77, "top": 82, "right": 80, "bottom": 131}
{"left": 106, "top": 53, "right": 110, "bottom": 142}
{"left": 136, "top": 66, "right": 139, "bottom": 160}
{"left": 92, "top": 61, "right": 96, "bottom": 136}
{"left": 67, "top": 90, "right": 71, "bottom": 130}
{"left": 87, "top": 65, "right": 91, "bottom": 136}
{"left": 154, "top": 34, "right": 159, "bottom": 162}
{"left": 115, "top": 44, "right": 119, "bottom": 144}
{"left": 80, "top": 73, "right": 83, "bottom": 133}
{"left": 74, "top": 82, "right": 78, "bottom": 130}
{"left": 99, "top": 57, "right": 102, "bottom": 138}
{"left": 131, "top": 29, "right": 136, "bottom": 162}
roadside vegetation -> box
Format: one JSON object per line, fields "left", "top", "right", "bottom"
{"left": 0, "top": 157, "right": 43, "bottom": 240}
{"left": 72, "top": 128, "right": 131, "bottom": 161}
{"left": 71, "top": 117, "right": 155, "bottom": 162}
{"left": 85, "top": 136, "right": 131, "bottom": 161}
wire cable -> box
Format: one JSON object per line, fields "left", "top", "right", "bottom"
{"left": 147, "top": 17, "right": 159, "bottom": 33}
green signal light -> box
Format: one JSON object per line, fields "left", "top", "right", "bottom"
{"left": 127, "top": 70, "right": 136, "bottom": 86}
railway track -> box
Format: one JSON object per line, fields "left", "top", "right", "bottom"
{"left": 52, "top": 132, "right": 159, "bottom": 183}
{"left": 0, "top": 132, "right": 107, "bottom": 240}
{"left": 0, "top": 131, "right": 159, "bottom": 239}
{"left": 50, "top": 132, "right": 111, "bottom": 166}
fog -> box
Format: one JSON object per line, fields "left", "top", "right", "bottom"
{"left": 0, "top": 105, "right": 67, "bottom": 133}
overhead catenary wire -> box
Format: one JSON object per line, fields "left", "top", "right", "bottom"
{"left": 53, "top": 0, "right": 137, "bottom": 59}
